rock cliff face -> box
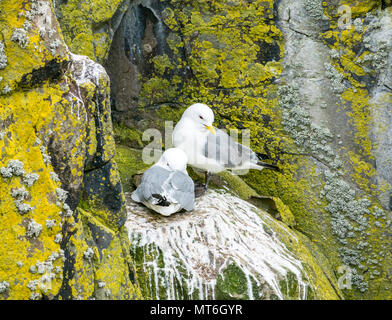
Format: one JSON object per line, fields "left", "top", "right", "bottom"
{"left": 101, "top": 0, "right": 391, "bottom": 299}
{"left": 0, "top": 0, "right": 140, "bottom": 300}
{"left": 1, "top": 0, "right": 391, "bottom": 300}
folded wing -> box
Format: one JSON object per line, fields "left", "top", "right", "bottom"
{"left": 170, "top": 171, "right": 195, "bottom": 211}
{"left": 204, "top": 128, "right": 258, "bottom": 168}
{"left": 132, "top": 166, "right": 171, "bottom": 203}
{"left": 132, "top": 166, "right": 195, "bottom": 211}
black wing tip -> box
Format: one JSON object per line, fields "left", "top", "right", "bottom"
{"left": 257, "top": 161, "right": 281, "bottom": 173}
{"left": 151, "top": 194, "right": 171, "bottom": 207}
{"left": 256, "top": 152, "right": 272, "bottom": 161}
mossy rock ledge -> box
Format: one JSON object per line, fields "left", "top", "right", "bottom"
{"left": 124, "top": 189, "right": 341, "bottom": 300}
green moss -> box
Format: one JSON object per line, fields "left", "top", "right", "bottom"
{"left": 216, "top": 171, "right": 258, "bottom": 200}
{"left": 215, "top": 262, "right": 251, "bottom": 300}
{"left": 114, "top": 145, "right": 151, "bottom": 193}
{"left": 113, "top": 122, "right": 144, "bottom": 149}
{"left": 279, "top": 271, "right": 299, "bottom": 299}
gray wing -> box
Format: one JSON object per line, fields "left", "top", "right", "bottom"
{"left": 132, "top": 167, "right": 195, "bottom": 211}
{"left": 204, "top": 128, "right": 258, "bottom": 168}
{"left": 169, "top": 171, "right": 195, "bottom": 211}
{"left": 132, "top": 166, "right": 171, "bottom": 203}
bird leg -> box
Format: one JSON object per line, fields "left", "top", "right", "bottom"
{"left": 194, "top": 185, "right": 206, "bottom": 198}
{"left": 204, "top": 171, "right": 211, "bottom": 190}
{"left": 194, "top": 171, "right": 211, "bottom": 198}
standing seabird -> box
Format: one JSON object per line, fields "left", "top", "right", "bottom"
{"left": 131, "top": 148, "right": 195, "bottom": 216}
{"left": 172, "top": 103, "right": 280, "bottom": 195}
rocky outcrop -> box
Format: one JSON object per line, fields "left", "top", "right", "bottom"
{"left": 125, "top": 189, "right": 341, "bottom": 300}
{"left": 2, "top": 0, "right": 392, "bottom": 300}
{"left": 54, "top": 0, "right": 130, "bottom": 64}
{"left": 0, "top": 0, "right": 141, "bottom": 300}
{"left": 274, "top": 0, "right": 392, "bottom": 299}
{"left": 102, "top": 0, "right": 392, "bottom": 299}
{"left": 114, "top": 146, "right": 343, "bottom": 300}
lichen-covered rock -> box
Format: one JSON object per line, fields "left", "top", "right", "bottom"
{"left": 102, "top": 0, "right": 392, "bottom": 299}
{"left": 79, "top": 161, "right": 126, "bottom": 229}
{"left": 0, "top": 0, "right": 69, "bottom": 95}
{"left": 54, "top": 0, "right": 130, "bottom": 64}
{"left": 0, "top": 0, "right": 141, "bottom": 300}
{"left": 3, "top": 0, "right": 392, "bottom": 300}
{"left": 272, "top": 0, "right": 392, "bottom": 298}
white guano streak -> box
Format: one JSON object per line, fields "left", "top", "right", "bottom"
{"left": 125, "top": 189, "right": 308, "bottom": 300}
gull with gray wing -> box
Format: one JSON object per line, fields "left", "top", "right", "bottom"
{"left": 172, "top": 103, "right": 280, "bottom": 195}
{"left": 131, "top": 148, "right": 195, "bottom": 216}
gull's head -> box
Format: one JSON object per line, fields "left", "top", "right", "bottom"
{"left": 182, "top": 103, "right": 215, "bottom": 135}
{"left": 157, "top": 148, "right": 188, "bottom": 172}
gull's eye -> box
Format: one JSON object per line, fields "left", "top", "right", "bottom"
{"left": 167, "top": 162, "right": 170, "bottom": 167}
{"left": 199, "top": 115, "right": 204, "bottom": 120}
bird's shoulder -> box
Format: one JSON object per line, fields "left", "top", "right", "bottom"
{"left": 138, "top": 166, "right": 172, "bottom": 193}
{"left": 141, "top": 165, "right": 171, "bottom": 182}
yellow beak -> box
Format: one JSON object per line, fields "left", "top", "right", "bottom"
{"left": 205, "top": 125, "right": 216, "bottom": 135}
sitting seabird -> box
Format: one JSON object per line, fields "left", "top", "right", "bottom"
{"left": 172, "top": 103, "right": 280, "bottom": 195}
{"left": 131, "top": 148, "right": 195, "bottom": 216}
